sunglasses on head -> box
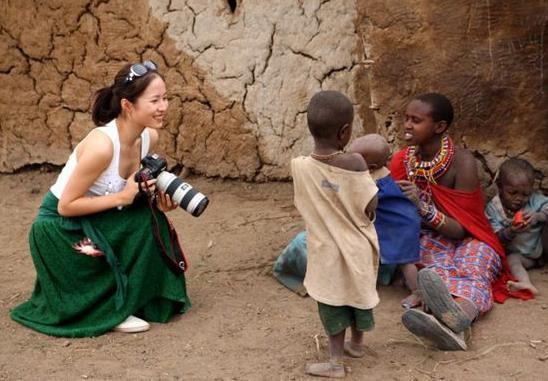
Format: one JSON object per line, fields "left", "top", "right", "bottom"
{"left": 125, "top": 60, "right": 158, "bottom": 84}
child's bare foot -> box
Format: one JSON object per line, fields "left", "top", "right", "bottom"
{"left": 343, "top": 341, "right": 378, "bottom": 358}
{"left": 305, "top": 361, "right": 345, "bottom": 378}
{"left": 507, "top": 280, "right": 539, "bottom": 295}
{"left": 401, "top": 291, "right": 421, "bottom": 309}
{"left": 344, "top": 341, "right": 365, "bottom": 358}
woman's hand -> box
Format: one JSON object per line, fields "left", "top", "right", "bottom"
{"left": 156, "top": 192, "right": 178, "bottom": 212}
{"left": 396, "top": 180, "right": 420, "bottom": 207}
{"left": 120, "top": 174, "right": 156, "bottom": 206}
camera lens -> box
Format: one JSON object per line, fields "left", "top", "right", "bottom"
{"left": 156, "top": 172, "right": 209, "bottom": 217}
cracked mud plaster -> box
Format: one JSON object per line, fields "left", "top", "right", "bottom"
{"left": 151, "top": 0, "right": 364, "bottom": 180}
{"left": 1, "top": 0, "right": 546, "bottom": 186}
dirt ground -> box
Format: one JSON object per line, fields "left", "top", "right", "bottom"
{"left": 1, "top": 170, "right": 547, "bottom": 381}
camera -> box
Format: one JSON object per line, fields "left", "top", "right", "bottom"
{"left": 135, "top": 153, "right": 209, "bottom": 217}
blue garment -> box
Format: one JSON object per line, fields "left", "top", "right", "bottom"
{"left": 273, "top": 231, "right": 308, "bottom": 296}
{"left": 273, "top": 174, "right": 422, "bottom": 293}
{"left": 485, "top": 192, "right": 548, "bottom": 259}
{"left": 374, "top": 174, "right": 421, "bottom": 265}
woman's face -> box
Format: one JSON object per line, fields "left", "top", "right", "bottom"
{"left": 403, "top": 100, "right": 440, "bottom": 146}
{"left": 130, "top": 76, "right": 168, "bottom": 129}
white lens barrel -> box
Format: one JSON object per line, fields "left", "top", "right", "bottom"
{"left": 186, "top": 193, "right": 207, "bottom": 214}
{"left": 156, "top": 172, "right": 177, "bottom": 194}
{"left": 156, "top": 171, "right": 206, "bottom": 215}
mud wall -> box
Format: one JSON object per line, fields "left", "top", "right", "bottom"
{"left": 0, "top": 0, "right": 546, "bottom": 188}
{"left": 356, "top": 0, "right": 548, "bottom": 192}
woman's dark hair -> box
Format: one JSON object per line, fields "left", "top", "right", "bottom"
{"left": 414, "top": 93, "right": 454, "bottom": 127}
{"left": 91, "top": 63, "right": 163, "bottom": 126}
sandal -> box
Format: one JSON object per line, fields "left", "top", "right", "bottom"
{"left": 402, "top": 309, "right": 467, "bottom": 351}
{"left": 418, "top": 268, "right": 472, "bottom": 333}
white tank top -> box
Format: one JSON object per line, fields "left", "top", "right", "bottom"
{"left": 50, "top": 119, "right": 151, "bottom": 199}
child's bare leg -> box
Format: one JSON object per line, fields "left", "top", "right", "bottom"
{"left": 507, "top": 254, "right": 539, "bottom": 294}
{"left": 542, "top": 223, "right": 548, "bottom": 264}
{"left": 400, "top": 263, "right": 421, "bottom": 308}
{"left": 305, "top": 330, "right": 345, "bottom": 378}
{"left": 519, "top": 255, "right": 536, "bottom": 270}
{"left": 343, "top": 325, "right": 364, "bottom": 358}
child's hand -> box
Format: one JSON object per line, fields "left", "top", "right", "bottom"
{"left": 396, "top": 180, "right": 420, "bottom": 207}
{"left": 523, "top": 211, "right": 547, "bottom": 226}
{"left": 509, "top": 222, "right": 528, "bottom": 234}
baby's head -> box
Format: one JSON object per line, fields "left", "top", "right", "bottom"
{"left": 348, "top": 134, "right": 390, "bottom": 170}
{"left": 496, "top": 158, "right": 535, "bottom": 212}
{"left": 307, "top": 90, "right": 354, "bottom": 147}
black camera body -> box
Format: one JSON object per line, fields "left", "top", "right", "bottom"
{"left": 135, "top": 153, "right": 167, "bottom": 182}
{"left": 135, "top": 153, "right": 209, "bottom": 217}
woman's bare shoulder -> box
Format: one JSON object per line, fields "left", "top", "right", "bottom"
{"left": 453, "top": 147, "right": 479, "bottom": 191}
{"left": 146, "top": 128, "right": 159, "bottom": 149}
{"left": 76, "top": 129, "right": 114, "bottom": 163}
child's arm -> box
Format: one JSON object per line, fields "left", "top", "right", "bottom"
{"left": 523, "top": 208, "right": 548, "bottom": 226}
{"left": 365, "top": 195, "right": 378, "bottom": 219}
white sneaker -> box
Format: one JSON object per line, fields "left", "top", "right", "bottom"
{"left": 113, "top": 315, "right": 150, "bottom": 333}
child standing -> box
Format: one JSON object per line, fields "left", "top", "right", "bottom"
{"left": 292, "top": 90, "right": 379, "bottom": 378}
{"left": 486, "top": 158, "right": 548, "bottom": 295}
{"left": 348, "top": 134, "right": 422, "bottom": 308}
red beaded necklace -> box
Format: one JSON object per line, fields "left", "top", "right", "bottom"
{"left": 404, "top": 135, "right": 455, "bottom": 184}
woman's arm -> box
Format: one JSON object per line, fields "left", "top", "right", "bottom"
{"left": 143, "top": 127, "right": 178, "bottom": 213}
{"left": 147, "top": 128, "right": 159, "bottom": 151}
{"left": 57, "top": 131, "right": 145, "bottom": 217}
{"left": 453, "top": 148, "right": 480, "bottom": 192}
{"left": 432, "top": 149, "right": 479, "bottom": 239}
{"left": 397, "top": 149, "right": 478, "bottom": 240}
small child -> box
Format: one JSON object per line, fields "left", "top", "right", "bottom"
{"left": 485, "top": 158, "right": 548, "bottom": 295}
{"left": 292, "top": 90, "right": 379, "bottom": 378}
{"left": 348, "top": 134, "right": 422, "bottom": 308}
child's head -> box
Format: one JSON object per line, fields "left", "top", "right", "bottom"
{"left": 307, "top": 90, "right": 354, "bottom": 149}
{"left": 496, "top": 158, "right": 535, "bottom": 212}
{"left": 348, "top": 134, "right": 390, "bottom": 170}
{"left": 404, "top": 93, "right": 453, "bottom": 145}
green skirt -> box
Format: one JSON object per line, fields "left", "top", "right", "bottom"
{"left": 10, "top": 192, "right": 191, "bottom": 337}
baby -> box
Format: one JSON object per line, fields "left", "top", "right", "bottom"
{"left": 485, "top": 158, "right": 548, "bottom": 295}
{"left": 348, "top": 134, "right": 422, "bottom": 308}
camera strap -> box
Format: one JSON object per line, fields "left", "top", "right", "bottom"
{"left": 141, "top": 182, "right": 188, "bottom": 274}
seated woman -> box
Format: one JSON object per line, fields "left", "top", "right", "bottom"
{"left": 10, "top": 61, "right": 191, "bottom": 337}
{"left": 391, "top": 93, "right": 532, "bottom": 351}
